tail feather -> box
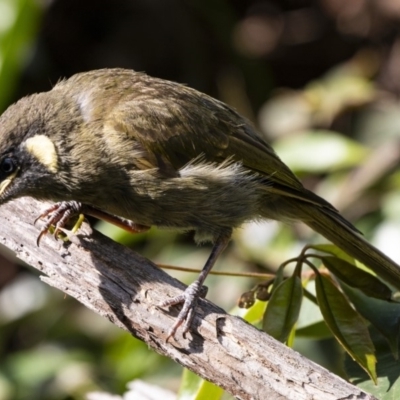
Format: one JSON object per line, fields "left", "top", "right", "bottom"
{"left": 299, "top": 204, "right": 400, "bottom": 291}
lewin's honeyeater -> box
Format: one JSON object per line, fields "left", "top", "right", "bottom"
{"left": 0, "top": 68, "right": 399, "bottom": 339}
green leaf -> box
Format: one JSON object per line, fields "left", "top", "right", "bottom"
{"left": 0, "top": 0, "right": 42, "bottom": 111}
{"left": 177, "top": 369, "right": 224, "bottom": 400}
{"left": 340, "top": 282, "right": 400, "bottom": 358}
{"left": 315, "top": 273, "right": 377, "bottom": 382}
{"left": 274, "top": 130, "right": 368, "bottom": 173}
{"left": 322, "top": 256, "right": 393, "bottom": 300}
{"left": 296, "top": 282, "right": 332, "bottom": 339}
{"left": 309, "top": 244, "right": 356, "bottom": 265}
{"left": 239, "top": 299, "right": 267, "bottom": 326}
{"left": 295, "top": 320, "right": 333, "bottom": 339}
{"left": 345, "top": 327, "right": 400, "bottom": 399}
{"left": 271, "top": 264, "right": 285, "bottom": 293}
{"left": 263, "top": 274, "right": 303, "bottom": 343}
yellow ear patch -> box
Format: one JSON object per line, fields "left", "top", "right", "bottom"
{"left": 25, "top": 135, "right": 58, "bottom": 173}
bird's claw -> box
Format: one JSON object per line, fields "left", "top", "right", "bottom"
{"left": 34, "top": 201, "right": 83, "bottom": 246}
{"left": 161, "top": 283, "right": 208, "bottom": 341}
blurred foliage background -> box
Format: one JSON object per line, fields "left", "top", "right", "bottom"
{"left": 1, "top": 0, "right": 400, "bottom": 399}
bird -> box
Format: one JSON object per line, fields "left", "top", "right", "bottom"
{"left": 0, "top": 68, "right": 399, "bottom": 339}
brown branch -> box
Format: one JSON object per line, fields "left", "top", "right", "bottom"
{"left": 0, "top": 197, "right": 376, "bottom": 400}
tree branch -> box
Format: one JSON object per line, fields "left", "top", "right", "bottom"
{"left": 0, "top": 197, "right": 376, "bottom": 400}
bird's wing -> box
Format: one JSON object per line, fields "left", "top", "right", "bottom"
{"left": 104, "top": 79, "right": 331, "bottom": 207}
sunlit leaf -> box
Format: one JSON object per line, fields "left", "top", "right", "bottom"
{"left": 239, "top": 299, "right": 267, "bottom": 326}
{"left": 178, "top": 369, "right": 224, "bottom": 400}
{"left": 345, "top": 327, "right": 400, "bottom": 399}
{"left": 274, "top": 130, "right": 368, "bottom": 173}
{"left": 308, "top": 244, "right": 356, "bottom": 265}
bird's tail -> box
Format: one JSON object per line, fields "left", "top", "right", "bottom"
{"left": 297, "top": 203, "right": 400, "bottom": 291}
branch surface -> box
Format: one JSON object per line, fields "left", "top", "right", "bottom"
{"left": 0, "top": 197, "right": 376, "bottom": 400}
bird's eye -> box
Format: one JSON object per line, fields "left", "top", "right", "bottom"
{"left": 1, "top": 157, "right": 15, "bottom": 174}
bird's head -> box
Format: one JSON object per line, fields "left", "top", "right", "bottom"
{"left": 0, "top": 93, "right": 67, "bottom": 205}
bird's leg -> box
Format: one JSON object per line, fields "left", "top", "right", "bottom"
{"left": 161, "top": 231, "right": 231, "bottom": 341}
{"left": 35, "top": 201, "right": 150, "bottom": 245}
{"left": 83, "top": 207, "right": 150, "bottom": 234}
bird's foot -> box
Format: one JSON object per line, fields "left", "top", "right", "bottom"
{"left": 161, "top": 282, "right": 208, "bottom": 341}
{"left": 34, "top": 201, "right": 151, "bottom": 246}
{"left": 34, "top": 201, "right": 84, "bottom": 245}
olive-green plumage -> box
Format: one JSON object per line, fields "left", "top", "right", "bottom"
{"left": 0, "top": 68, "right": 399, "bottom": 337}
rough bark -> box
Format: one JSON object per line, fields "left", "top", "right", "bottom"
{"left": 0, "top": 197, "right": 376, "bottom": 400}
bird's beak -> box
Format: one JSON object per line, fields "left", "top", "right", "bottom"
{"left": 0, "top": 168, "right": 19, "bottom": 197}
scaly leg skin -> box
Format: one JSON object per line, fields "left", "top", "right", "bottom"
{"left": 35, "top": 201, "right": 83, "bottom": 245}
{"left": 161, "top": 232, "right": 231, "bottom": 341}
{"left": 34, "top": 201, "right": 150, "bottom": 245}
